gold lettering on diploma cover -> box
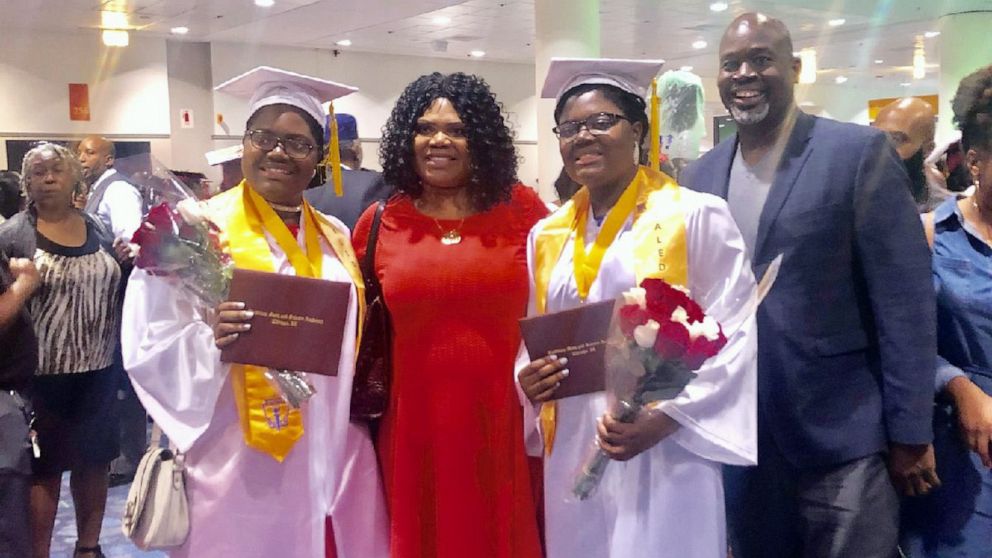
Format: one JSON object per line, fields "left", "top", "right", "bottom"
{"left": 548, "top": 339, "right": 607, "bottom": 359}
{"left": 250, "top": 310, "right": 325, "bottom": 329}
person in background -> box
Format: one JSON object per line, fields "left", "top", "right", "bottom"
{"left": 77, "top": 136, "right": 143, "bottom": 240}
{"left": 0, "top": 143, "right": 125, "bottom": 558}
{"left": 173, "top": 170, "right": 211, "bottom": 200}
{"left": 353, "top": 71, "right": 547, "bottom": 558}
{"left": 0, "top": 170, "right": 24, "bottom": 223}
{"left": 76, "top": 135, "right": 146, "bottom": 488}
{"left": 122, "top": 66, "right": 387, "bottom": 558}
{"left": 901, "top": 64, "right": 992, "bottom": 558}
{"left": 305, "top": 113, "right": 390, "bottom": 230}
{"left": 0, "top": 255, "right": 40, "bottom": 558}
{"left": 873, "top": 97, "right": 951, "bottom": 211}
{"left": 681, "top": 13, "right": 937, "bottom": 557}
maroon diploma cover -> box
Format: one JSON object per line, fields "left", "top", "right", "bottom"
{"left": 518, "top": 299, "right": 615, "bottom": 400}
{"left": 220, "top": 268, "right": 351, "bottom": 376}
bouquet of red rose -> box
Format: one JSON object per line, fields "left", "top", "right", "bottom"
{"left": 131, "top": 200, "right": 233, "bottom": 307}
{"left": 572, "top": 277, "right": 727, "bottom": 500}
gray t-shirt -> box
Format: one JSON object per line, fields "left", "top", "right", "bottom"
{"left": 727, "top": 145, "right": 776, "bottom": 258}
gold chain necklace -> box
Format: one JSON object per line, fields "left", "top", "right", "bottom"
{"left": 415, "top": 199, "right": 466, "bottom": 246}
{"left": 268, "top": 200, "right": 303, "bottom": 213}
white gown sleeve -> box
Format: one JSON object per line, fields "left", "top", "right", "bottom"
{"left": 514, "top": 223, "right": 546, "bottom": 457}
{"left": 658, "top": 193, "right": 758, "bottom": 466}
{"left": 121, "top": 269, "right": 229, "bottom": 452}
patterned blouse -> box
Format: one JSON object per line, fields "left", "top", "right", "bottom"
{"left": 29, "top": 220, "right": 121, "bottom": 375}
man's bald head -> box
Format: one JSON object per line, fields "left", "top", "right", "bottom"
{"left": 873, "top": 98, "right": 936, "bottom": 160}
{"left": 77, "top": 135, "right": 116, "bottom": 184}
{"left": 720, "top": 13, "right": 795, "bottom": 59}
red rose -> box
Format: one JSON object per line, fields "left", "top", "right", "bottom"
{"left": 683, "top": 328, "right": 729, "bottom": 370}
{"left": 654, "top": 320, "right": 691, "bottom": 360}
{"left": 642, "top": 278, "right": 705, "bottom": 323}
{"left": 618, "top": 304, "right": 650, "bottom": 336}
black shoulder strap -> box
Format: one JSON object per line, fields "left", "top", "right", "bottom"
{"left": 362, "top": 200, "right": 386, "bottom": 295}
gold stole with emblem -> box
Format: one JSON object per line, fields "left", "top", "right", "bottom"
{"left": 206, "top": 182, "right": 366, "bottom": 461}
{"left": 531, "top": 165, "right": 688, "bottom": 455}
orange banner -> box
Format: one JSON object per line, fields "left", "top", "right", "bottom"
{"left": 69, "top": 83, "right": 90, "bottom": 121}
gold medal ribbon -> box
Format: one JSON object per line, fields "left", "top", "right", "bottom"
{"left": 217, "top": 181, "right": 323, "bottom": 461}
{"left": 532, "top": 166, "right": 687, "bottom": 455}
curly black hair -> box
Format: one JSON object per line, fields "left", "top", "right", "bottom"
{"left": 379, "top": 72, "right": 518, "bottom": 211}
{"left": 952, "top": 64, "right": 992, "bottom": 152}
{"left": 554, "top": 83, "right": 649, "bottom": 160}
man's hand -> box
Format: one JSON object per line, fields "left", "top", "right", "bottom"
{"left": 596, "top": 410, "right": 680, "bottom": 461}
{"left": 112, "top": 238, "right": 136, "bottom": 265}
{"left": 947, "top": 376, "right": 992, "bottom": 467}
{"left": 887, "top": 443, "right": 940, "bottom": 497}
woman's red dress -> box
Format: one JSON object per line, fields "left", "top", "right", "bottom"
{"left": 353, "top": 185, "right": 548, "bottom": 558}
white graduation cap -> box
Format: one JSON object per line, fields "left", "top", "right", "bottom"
{"left": 214, "top": 66, "right": 358, "bottom": 133}
{"left": 205, "top": 144, "right": 243, "bottom": 166}
{"left": 540, "top": 58, "right": 666, "bottom": 102}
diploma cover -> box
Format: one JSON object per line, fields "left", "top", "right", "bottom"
{"left": 519, "top": 299, "right": 615, "bottom": 400}
{"left": 221, "top": 268, "right": 350, "bottom": 376}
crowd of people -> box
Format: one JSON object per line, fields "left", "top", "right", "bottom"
{"left": 0, "top": 9, "right": 990, "bottom": 558}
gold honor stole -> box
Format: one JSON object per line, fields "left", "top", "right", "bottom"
{"left": 207, "top": 182, "right": 366, "bottom": 461}
{"left": 532, "top": 166, "right": 688, "bottom": 455}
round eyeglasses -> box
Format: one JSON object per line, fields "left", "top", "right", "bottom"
{"left": 244, "top": 129, "right": 316, "bottom": 160}
{"left": 553, "top": 112, "right": 630, "bottom": 139}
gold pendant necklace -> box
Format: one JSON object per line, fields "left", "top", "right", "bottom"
{"left": 415, "top": 199, "right": 466, "bottom": 246}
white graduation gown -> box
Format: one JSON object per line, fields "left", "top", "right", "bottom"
{"left": 516, "top": 188, "right": 757, "bottom": 558}
{"left": 121, "top": 215, "right": 388, "bottom": 558}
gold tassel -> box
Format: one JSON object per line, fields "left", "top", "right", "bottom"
{"left": 326, "top": 102, "right": 344, "bottom": 197}
{"left": 649, "top": 77, "right": 661, "bottom": 171}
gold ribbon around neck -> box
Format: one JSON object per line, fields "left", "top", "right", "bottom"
{"left": 532, "top": 166, "right": 688, "bottom": 455}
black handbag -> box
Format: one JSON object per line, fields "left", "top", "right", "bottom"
{"left": 350, "top": 201, "right": 391, "bottom": 421}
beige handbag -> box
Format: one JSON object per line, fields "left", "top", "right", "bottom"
{"left": 122, "top": 424, "right": 190, "bottom": 550}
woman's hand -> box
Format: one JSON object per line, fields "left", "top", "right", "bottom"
{"left": 8, "top": 258, "right": 41, "bottom": 299}
{"left": 597, "top": 409, "right": 680, "bottom": 461}
{"left": 948, "top": 376, "right": 992, "bottom": 467}
{"left": 518, "top": 355, "right": 569, "bottom": 403}
{"left": 212, "top": 301, "right": 253, "bottom": 349}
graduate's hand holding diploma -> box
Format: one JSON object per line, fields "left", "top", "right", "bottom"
{"left": 212, "top": 301, "right": 253, "bottom": 349}
{"left": 519, "top": 355, "right": 570, "bottom": 403}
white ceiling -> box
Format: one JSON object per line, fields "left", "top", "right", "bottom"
{"left": 3, "top": 0, "right": 988, "bottom": 89}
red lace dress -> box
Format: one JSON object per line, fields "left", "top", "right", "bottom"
{"left": 353, "top": 184, "right": 548, "bottom": 558}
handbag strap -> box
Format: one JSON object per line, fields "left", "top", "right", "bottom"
{"left": 362, "top": 200, "right": 386, "bottom": 299}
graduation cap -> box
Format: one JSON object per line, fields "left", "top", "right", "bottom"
{"left": 214, "top": 66, "right": 359, "bottom": 195}
{"left": 541, "top": 58, "right": 667, "bottom": 169}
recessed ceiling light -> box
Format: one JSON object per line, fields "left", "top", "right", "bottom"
{"left": 432, "top": 15, "right": 451, "bottom": 25}
{"left": 469, "top": 50, "right": 486, "bottom": 58}
{"left": 692, "top": 39, "right": 708, "bottom": 49}
{"left": 900, "top": 82, "right": 911, "bottom": 87}
{"left": 335, "top": 39, "right": 352, "bottom": 46}
{"left": 924, "top": 31, "right": 940, "bottom": 38}
{"left": 828, "top": 18, "right": 846, "bottom": 27}
{"left": 874, "top": 59, "right": 884, "bottom": 64}
{"left": 709, "top": 2, "right": 728, "bottom": 12}
{"left": 680, "top": 65, "right": 694, "bottom": 72}
{"left": 254, "top": 0, "right": 274, "bottom": 7}
{"left": 170, "top": 26, "right": 189, "bottom": 35}
{"left": 834, "top": 75, "right": 848, "bottom": 84}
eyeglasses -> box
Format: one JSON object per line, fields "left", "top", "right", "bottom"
{"left": 553, "top": 112, "right": 630, "bottom": 139}
{"left": 244, "top": 129, "right": 315, "bottom": 160}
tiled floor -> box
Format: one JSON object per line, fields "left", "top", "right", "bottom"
{"left": 49, "top": 473, "right": 164, "bottom": 558}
